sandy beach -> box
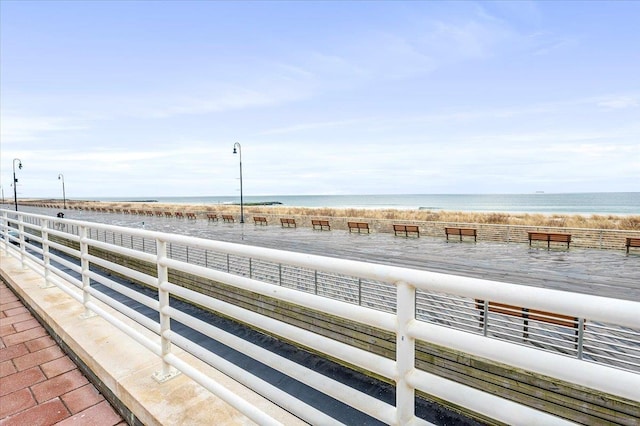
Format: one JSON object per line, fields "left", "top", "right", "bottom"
{"left": 15, "top": 198, "right": 640, "bottom": 230}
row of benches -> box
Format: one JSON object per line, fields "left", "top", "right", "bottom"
{"left": 206, "top": 215, "right": 640, "bottom": 251}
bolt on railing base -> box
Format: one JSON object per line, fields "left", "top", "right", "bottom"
{"left": 80, "top": 311, "right": 97, "bottom": 319}
{"left": 152, "top": 368, "right": 181, "bottom": 383}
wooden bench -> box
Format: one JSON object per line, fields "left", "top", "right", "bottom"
{"left": 445, "top": 227, "right": 476, "bottom": 242}
{"left": 164, "top": 212, "right": 172, "bottom": 217}
{"left": 475, "top": 300, "right": 581, "bottom": 343}
{"left": 253, "top": 216, "right": 267, "bottom": 225}
{"left": 222, "top": 214, "right": 235, "bottom": 223}
{"left": 528, "top": 231, "right": 571, "bottom": 249}
{"left": 146, "top": 211, "right": 154, "bottom": 216}
{"left": 186, "top": 213, "right": 196, "bottom": 220}
{"left": 393, "top": 224, "right": 419, "bottom": 237}
{"left": 280, "top": 218, "right": 296, "bottom": 228}
{"left": 206, "top": 214, "right": 218, "bottom": 221}
{"left": 626, "top": 237, "right": 640, "bottom": 254}
{"left": 154, "top": 211, "right": 163, "bottom": 216}
{"left": 311, "top": 219, "right": 330, "bottom": 231}
{"left": 348, "top": 222, "right": 370, "bottom": 233}
{"left": 175, "top": 212, "right": 184, "bottom": 218}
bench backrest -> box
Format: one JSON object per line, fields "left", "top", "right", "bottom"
{"left": 445, "top": 227, "right": 476, "bottom": 236}
{"left": 394, "top": 224, "right": 419, "bottom": 232}
{"left": 627, "top": 237, "right": 640, "bottom": 246}
{"left": 348, "top": 222, "right": 369, "bottom": 229}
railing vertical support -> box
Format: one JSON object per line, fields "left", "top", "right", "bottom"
{"left": 482, "top": 300, "right": 489, "bottom": 336}
{"left": 396, "top": 281, "right": 416, "bottom": 425}
{"left": 577, "top": 318, "right": 585, "bottom": 359}
{"left": 18, "top": 214, "right": 26, "bottom": 265}
{"left": 40, "top": 219, "right": 54, "bottom": 288}
{"left": 153, "top": 238, "right": 180, "bottom": 382}
{"left": 2, "top": 211, "right": 8, "bottom": 254}
{"left": 79, "top": 226, "right": 95, "bottom": 318}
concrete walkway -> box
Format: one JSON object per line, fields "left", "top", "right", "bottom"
{"left": 21, "top": 206, "right": 640, "bottom": 301}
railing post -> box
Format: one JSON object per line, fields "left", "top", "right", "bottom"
{"left": 79, "top": 226, "right": 95, "bottom": 318}
{"left": 153, "top": 238, "right": 179, "bottom": 382}
{"left": 396, "top": 281, "right": 416, "bottom": 425}
{"left": 18, "top": 214, "right": 26, "bottom": 265}
{"left": 2, "top": 211, "right": 8, "bottom": 254}
{"left": 40, "top": 219, "right": 54, "bottom": 288}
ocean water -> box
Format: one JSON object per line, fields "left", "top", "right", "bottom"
{"left": 95, "top": 192, "right": 640, "bottom": 215}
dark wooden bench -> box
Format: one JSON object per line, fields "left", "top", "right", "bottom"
{"left": 164, "top": 212, "right": 172, "bottom": 217}
{"left": 253, "top": 216, "right": 267, "bottom": 225}
{"left": 154, "top": 211, "right": 163, "bottom": 216}
{"left": 626, "top": 237, "right": 640, "bottom": 253}
{"left": 311, "top": 219, "right": 330, "bottom": 231}
{"left": 280, "top": 218, "right": 296, "bottom": 228}
{"left": 175, "top": 212, "right": 184, "bottom": 218}
{"left": 186, "top": 213, "right": 196, "bottom": 220}
{"left": 528, "top": 231, "right": 571, "bottom": 249}
{"left": 393, "top": 224, "right": 419, "bottom": 237}
{"left": 222, "top": 214, "right": 235, "bottom": 223}
{"left": 475, "top": 300, "right": 581, "bottom": 343}
{"left": 348, "top": 222, "right": 370, "bottom": 233}
{"left": 445, "top": 227, "right": 476, "bottom": 242}
{"left": 206, "top": 214, "right": 218, "bottom": 221}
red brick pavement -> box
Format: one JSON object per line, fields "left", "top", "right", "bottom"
{"left": 0, "top": 282, "right": 126, "bottom": 425}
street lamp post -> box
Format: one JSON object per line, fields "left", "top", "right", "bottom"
{"left": 58, "top": 173, "right": 67, "bottom": 209}
{"left": 232, "top": 142, "right": 244, "bottom": 223}
{"left": 13, "top": 158, "right": 22, "bottom": 212}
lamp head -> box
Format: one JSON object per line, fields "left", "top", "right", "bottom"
{"left": 18, "top": 162, "right": 22, "bottom": 170}
{"left": 233, "top": 147, "right": 237, "bottom": 154}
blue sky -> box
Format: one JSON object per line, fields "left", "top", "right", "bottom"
{"left": 1, "top": 1, "right": 638, "bottom": 199}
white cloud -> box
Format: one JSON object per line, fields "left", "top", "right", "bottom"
{"left": 0, "top": 113, "right": 87, "bottom": 143}
{"left": 597, "top": 96, "right": 639, "bottom": 110}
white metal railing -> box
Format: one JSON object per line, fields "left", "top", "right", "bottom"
{"left": 2, "top": 209, "right": 639, "bottom": 425}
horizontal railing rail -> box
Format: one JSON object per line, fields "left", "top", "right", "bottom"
{"left": 2, "top": 209, "right": 639, "bottom": 425}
